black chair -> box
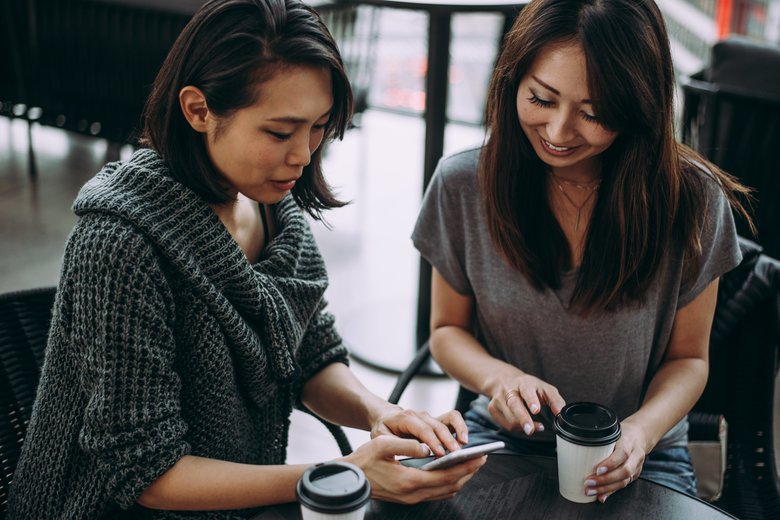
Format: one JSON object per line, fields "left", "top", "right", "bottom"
{"left": 389, "top": 237, "right": 780, "bottom": 519}
{"left": 681, "top": 36, "right": 780, "bottom": 259}
{"left": 0, "top": 286, "right": 351, "bottom": 517}
{"left": 25, "top": 0, "right": 193, "bottom": 154}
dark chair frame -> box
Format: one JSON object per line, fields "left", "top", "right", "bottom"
{"left": 389, "top": 238, "right": 780, "bottom": 520}
{"left": 0, "top": 286, "right": 350, "bottom": 517}
{"left": 680, "top": 37, "right": 780, "bottom": 260}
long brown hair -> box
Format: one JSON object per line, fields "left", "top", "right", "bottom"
{"left": 481, "top": 0, "right": 752, "bottom": 312}
{"left": 140, "top": 0, "right": 351, "bottom": 219}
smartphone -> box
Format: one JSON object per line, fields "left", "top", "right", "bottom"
{"left": 399, "top": 441, "right": 505, "bottom": 471}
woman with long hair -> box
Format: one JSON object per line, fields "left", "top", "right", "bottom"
{"left": 413, "top": 0, "right": 752, "bottom": 503}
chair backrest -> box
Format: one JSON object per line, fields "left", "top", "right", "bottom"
{"left": 0, "top": 0, "right": 33, "bottom": 118}
{"left": 25, "top": 0, "right": 191, "bottom": 144}
{"left": 681, "top": 37, "right": 780, "bottom": 259}
{"left": 0, "top": 287, "right": 56, "bottom": 517}
{"left": 692, "top": 237, "right": 780, "bottom": 520}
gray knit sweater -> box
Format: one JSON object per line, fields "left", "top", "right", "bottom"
{"left": 8, "top": 149, "right": 349, "bottom": 519}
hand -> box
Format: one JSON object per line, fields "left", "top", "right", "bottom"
{"left": 343, "top": 435, "right": 486, "bottom": 504}
{"left": 486, "top": 373, "right": 565, "bottom": 437}
{"left": 370, "top": 408, "right": 468, "bottom": 457}
{"left": 584, "top": 421, "right": 649, "bottom": 503}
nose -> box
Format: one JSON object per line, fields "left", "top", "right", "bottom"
{"left": 286, "top": 134, "right": 312, "bottom": 167}
{"left": 546, "top": 109, "right": 577, "bottom": 144}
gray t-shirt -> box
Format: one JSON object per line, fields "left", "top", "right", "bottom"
{"left": 412, "top": 147, "right": 741, "bottom": 449}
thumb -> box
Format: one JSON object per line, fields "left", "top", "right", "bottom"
{"left": 374, "top": 436, "right": 433, "bottom": 459}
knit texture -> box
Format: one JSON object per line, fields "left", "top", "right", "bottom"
{"left": 8, "top": 149, "right": 348, "bottom": 519}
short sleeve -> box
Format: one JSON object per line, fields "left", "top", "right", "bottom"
{"left": 677, "top": 175, "right": 743, "bottom": 308}
{"left": 411, "top": 155, "right": 474, "bottom": 295}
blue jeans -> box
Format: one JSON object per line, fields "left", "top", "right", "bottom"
{"left": 464, "top": 410, "right": 698, "bottom": 496}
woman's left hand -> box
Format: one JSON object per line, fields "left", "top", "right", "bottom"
{"left": 584, "top": 421, "right": 649, "bottom": 503}
{"left": 370, "top": 408, "right": 468, "bottom": 457}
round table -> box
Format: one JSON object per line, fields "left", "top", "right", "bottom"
{"left": 253, "top": 454, "right": 737, "bottom": 519}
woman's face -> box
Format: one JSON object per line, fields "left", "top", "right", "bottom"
{"left": 205, "top": 65, "right": 333, "bottom": 204}
{"left": 516, "top": 41, "right": 618, "bottom": 179}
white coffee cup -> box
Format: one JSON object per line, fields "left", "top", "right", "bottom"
{"left": 296, "top": 461, "right": 371, "bottom": 520}
{"left": 554, "top": 402, "right": 621, "bottom": 503}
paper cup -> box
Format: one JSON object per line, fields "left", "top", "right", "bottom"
{"left": 554, "top": 402, "right": 621, "bottom": 503}
{"left": 296, "top": 461, "right": 371, "bottom": 519}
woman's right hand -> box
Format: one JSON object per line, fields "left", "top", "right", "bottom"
{"left": 343, "top": 435, "right": 486, "bottom": 504}
{"left": 486, "top": 373, "right": 566, "bottom": 437}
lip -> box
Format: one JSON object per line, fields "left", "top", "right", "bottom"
{"left": 270, "top": 178, "right": 299, "bottom": 190}
{"left": 540, "top": 137, "right": 578, "bottom": 157}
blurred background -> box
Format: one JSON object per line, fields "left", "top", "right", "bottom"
{"left": 1, "top": 0, "right": 779, "bottom": 493}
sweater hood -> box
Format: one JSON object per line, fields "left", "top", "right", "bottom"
{"left": 73, "top": 148, "right": 331, "bottom": 395}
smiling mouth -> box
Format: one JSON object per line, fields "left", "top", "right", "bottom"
{"left": 542, "top": 139, "right": 574, "bottom": 152}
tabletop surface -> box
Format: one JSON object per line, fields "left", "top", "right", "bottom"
{"left": 254, "top": 454, "right": 735, "bottom": 520}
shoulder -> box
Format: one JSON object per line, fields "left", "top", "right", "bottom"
{"left": 64, "top": 213, "right": 167, "bottom": 286}
{"left": 431, "top": 146, "right": 482, "bottom": 195}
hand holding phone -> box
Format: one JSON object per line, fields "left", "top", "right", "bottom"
{"left": 399, "top": 441, "right": 505, "bottom": 470}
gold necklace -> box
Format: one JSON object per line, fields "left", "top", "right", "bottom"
{"left": 549, "top": 172, "right": 600, "bottom": 233}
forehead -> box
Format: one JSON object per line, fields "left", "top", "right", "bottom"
{"left": 524, "top": 41, "right": 590, "bottom": 98}
{"left": 243, "top": 65, "right": 333, "bottom": 118}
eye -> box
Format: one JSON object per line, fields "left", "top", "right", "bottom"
{"left": 312, "top": 123, "right": 327, "bottom": 132}
{"left": 267, "top": 131, "right": 292, "bottom": 141}
{"left": 528, "top": 94, "right": 553, "bottom": 108}
{"left": 580, "top": 112, "right": 600, "bottom": 124}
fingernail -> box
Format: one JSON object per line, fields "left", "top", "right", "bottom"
{"left": 530, "top": 403, "right": 540, "bottom": 413}
{"left": 584, "top": 479, "right": 597, "bottom": 487}
{"left": 536, "top": 424, "right": 545, "bottom": 432}
{"left": 586, "top": 489, "right": 598, "bottom": 497}
{"left": 600, "top": 495, "right": 608, "bottom": 503}
{"left": 422, "top": 443, "right": 433, "bottom": 456}
{"left": 438, "top": 445, "right": 445, "bottom": 453}
{"left": 523, "top": 423, "right": 532, "bottom": 435}
{"left": 596, "top": 466, "right": 608, "bottom": 476}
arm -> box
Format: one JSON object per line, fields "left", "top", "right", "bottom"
{"left": 138, "top": 457, "right": 308, "bottom": 510}
{"left": 300, "top": 361, "right": 488, "bottom": 504}
{"left": 586, "top": 279, "right": 718, "bottom": 502}
{"left": 429, "top": 268, "right": 565, "bottom": 436}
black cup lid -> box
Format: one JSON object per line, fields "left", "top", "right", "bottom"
{"left": 296, "top": 461, "right": 371, "bottom": 514}
{"left": 554, "top": 402, "right": 621, "bottom": 446}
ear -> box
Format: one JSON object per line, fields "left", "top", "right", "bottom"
{"left": 179, "top": 85, "right": 210, "bottom": 133}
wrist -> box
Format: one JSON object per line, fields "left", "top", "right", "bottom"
{"left": 367, "top": 401, "right": 403, "bottom": 429}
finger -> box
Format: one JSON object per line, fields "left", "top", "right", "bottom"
{"left": 388, "top": 413, "right": 449, "bottom": 456}
{"left": 590, "top": 446, "right": 630, "bottom": 480}
{"left": 418, "top": 414, "right": 462, "bottom": 453}
{"left": 598, "top": 491, "right": 615, "bottom": 504}
{"left": 375, "top": 436, "right": 435, "bottom": 460}
{"left": 540, "top": 386, "right": 566, "bottom": 415}
{"left": 502, "top": 390, "right": 534, "bottom": 435}
{"left": 437, "top": 410, "right": 469, "bottom": 445}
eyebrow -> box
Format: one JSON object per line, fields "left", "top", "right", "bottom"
{"left": 267, "top": 108, "right": 333, "bottom": 124}
{"left": 531, "top": 75, "right": 592, "bottom": 105}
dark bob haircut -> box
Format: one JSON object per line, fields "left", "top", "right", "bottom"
{"left": 140, "top": 0, "right": 351, "bottom": 219}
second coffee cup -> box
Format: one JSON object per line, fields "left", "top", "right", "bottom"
{"left": 296, "top": 461, "right": 371, "bottom": 520}
{"left": 554, "top": 401, "right": 621, "bottom": 503}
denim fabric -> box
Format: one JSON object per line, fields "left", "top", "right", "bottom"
{"left": 465, "top": 410, "right": 698, "bottom": 496}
